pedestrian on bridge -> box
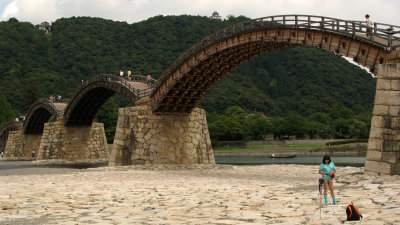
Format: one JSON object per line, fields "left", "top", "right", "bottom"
{"left": 146, "top": 74, "right": 152, "bottom": 87}
{"left": 365, "top": 14, "right": 374, "bottom": 40}
{"left": 120, "top": 69, "right": 124, "bottom": 77}
{"left": 127, "top": 70, "right": 132, "bottom": 80}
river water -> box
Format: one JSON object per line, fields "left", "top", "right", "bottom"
{"left": 215, "top": 156, "right": 366, "bottom": 167}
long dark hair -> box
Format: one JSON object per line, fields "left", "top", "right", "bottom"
{"left": 322, "top": 155, "right": 331, "bottom": 164}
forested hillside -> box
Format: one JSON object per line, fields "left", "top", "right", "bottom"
{"left": 0, "top": 15, "right": 376, "bottom": 120}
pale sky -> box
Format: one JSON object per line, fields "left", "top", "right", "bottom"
{"left": 0, "top": 0, "right": 399, "bottom": 25}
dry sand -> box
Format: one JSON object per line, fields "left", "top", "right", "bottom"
{"left": 0, "top": 161, "right": 399, "bottom": 224}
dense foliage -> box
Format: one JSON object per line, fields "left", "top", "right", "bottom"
{"left": 0, "top": 15, "right": 376, "bottom": 142}
{"left": 0, "top": 93, "right": 15, "bottom": 126}
{"left": 207, "top": 104, "right": 371, "bottom": 145}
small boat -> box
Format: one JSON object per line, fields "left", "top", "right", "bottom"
{"left": 269, "top": 154, "right": 297, "bottom": 158}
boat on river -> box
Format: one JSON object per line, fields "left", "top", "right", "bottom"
{"left": 269, "top": 154, "right": 297, "bottom": 159}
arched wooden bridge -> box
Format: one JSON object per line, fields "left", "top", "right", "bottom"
{"left": 63, "top": 74, "right": 155, "bottom": 126}
{"left": 3, "top": 15, "right": 400, "bottom": 173}
{"left": 23, "top": 98, "right": 66, "bottom": 134}
{"left": 151, "top": 15, "right": 400, "bottom": 113}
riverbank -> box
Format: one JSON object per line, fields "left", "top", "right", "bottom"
{"left": 214, "top": 143, "right": 367, "bottom": 157}
{"left": 1, "top": 162, "right": 399, "bottom": 224}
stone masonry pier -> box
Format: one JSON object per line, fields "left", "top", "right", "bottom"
{"left": 365, "top": 63, "right": 400, "bottom": 175}
{"left": 5, "top": 118, "right": 109, "bottom": 163}
{"left": 109, "top": 98, "right": 215, "bottom": 166}
{"left": 4, "top": 131, "right": 42, "bottom": 160}
{"left": 37, "top": 118, "right": 109, "bottom": 162}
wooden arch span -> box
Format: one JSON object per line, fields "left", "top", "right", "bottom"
{"left": 23, "top": 99, "right": 66, "bottom": 134}
{"left": 63, "top": 74, "right": 155, "bottom": 126}
{"left": 151, "top": 15, "right": 400, "bottom": 113}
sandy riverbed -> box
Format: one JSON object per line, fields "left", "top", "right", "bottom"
{"left": 0, "top": 161, "right": 399, "bottom": 224}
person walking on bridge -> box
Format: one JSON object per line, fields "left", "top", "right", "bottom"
{"left": 365, "top": 14, "right": 374, "bottom": 40}
{"left": 127, "top": 70, "right": 132, "bottom": 80}
{"left": 319, "top": 155, "right": 337, "bottom": 206}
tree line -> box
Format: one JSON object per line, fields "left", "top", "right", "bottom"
{"left": 207, "top": 104, "right": 371, "bottom": 145}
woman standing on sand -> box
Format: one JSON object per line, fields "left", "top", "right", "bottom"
{"left": 319, "top": 155, "right": 337, "bottom": 206}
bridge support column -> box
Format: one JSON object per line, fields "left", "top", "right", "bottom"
{"left": 37, "top": 118, "right": 109, "bottom": 163}
{"left": 109, "top": 98, "right": 215, "bottom": 166}
{"left": 4, "top": 131, "right": 41, "bottom": 160}
{"left": 365, "top": 63, "right": 400, "bottom": 175}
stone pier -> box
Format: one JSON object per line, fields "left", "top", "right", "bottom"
{"left": 109, "top": 98, "right": 215, "bottom": 166}
{"left": 4, "top": 131, "right": 42, "bottom": 160}
{"left": 365, "top": 63, "right": 400, "bottom": 175}
{"left": 36, "top": 118, "right": 109, "bottom": 162}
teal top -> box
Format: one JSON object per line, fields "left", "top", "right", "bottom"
{"left": 320, "top": 162, "right": 335, "bottom": 174}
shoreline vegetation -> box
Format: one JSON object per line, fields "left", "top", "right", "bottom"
{"left": 213, "top": 139, "right": 367, "bottom": 156}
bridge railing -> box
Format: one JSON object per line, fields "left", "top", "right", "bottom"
{"left": 0, "top": 121, "right": 22, "bottom": 134}
{"left": 152, "top": 14, "right": 400, "bottom": 94}
{"left": 28, "top": 98, "right": 65, "bottom": 117}
{"left": 129, "top": 75, "right": 158, "bottom": 87}
{"left": 83, "top": 74, "right": 141, "bottom": 97}
{"left": 82, "top": 74, "right": 156, "bottom": 98}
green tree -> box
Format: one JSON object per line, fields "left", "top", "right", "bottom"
{"left": 348, "top": 119, "right": 368, "bottom": 138}
{"left": 271, "top": 117, "right": 286, "bottom": 139}
{"left": 20, "top": 78, "right": 43, "bottom": 112}
{"left": 243, "top": 113, "right": 271, "bottom": 140}
{"left": 95, "top": 97, "right": 119, "bottom": 143}
{"left": 0, "top": 93, "right": 15, "bottom": 126}
{"left": 283, "top": 112, "right": 307, "bottom": 138}
{"left": 222, "top": 116, "right": 243, "bottom": 140}
{"left": 224, "top": 106, "right": 247, "bottom": 123}
{"left": 329, "top": 103, "right": 355, "bottom": 120}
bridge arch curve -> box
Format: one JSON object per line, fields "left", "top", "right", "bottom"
{"left": 23, "top": 99, "right": 65, "bottom": 134}
{"left": 0, "top": 121, "right": 22, "bottom": 152}
{"left": 63, "top": 74, "right": 153, "bottom": 126}
{"left": 151, "top": 15, "right": 400, "bottom": 113}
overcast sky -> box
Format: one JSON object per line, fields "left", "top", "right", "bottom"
{"left": 0, "top": 0, "right": 399, "bottom": 25}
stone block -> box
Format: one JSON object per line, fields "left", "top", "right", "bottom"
{"left": 390, "top": 79, "right": 400, "bottom": 91}
{"left": 388, "top": 106, "right": 400, "bottom": 116}
{"left": 376, "top": 78, "right": 391, "bottom": 90}
{"left": 374, "top": 90, "right": 400, "bottom": 106}
{"left": 150, "top": 152, "right": 157, "bottom": 161}
{"left": 392, "top": 162, "right": 400, "bottom": 175}
{"left": 382, "top": 140, "right": 400, "bottom": 151}
{"left": 367, "top": 138, "right": 382, "bottom": 151}
{"left": 192, "top": 137, "right": 199, "bottom": 146}
{"left": 366, "top": 150, "right": 382, "bottom": 161}
{"left": 369, "top": 127, "right": 384, "bottom": 139}
{"left": 136, "top": 148, "right": 144, "bottom": 156}
{"left": 382, "top": 151, "right": 399, "bottom": 164}
{"left": 364, "top": 160, "right": 392, "bottom": 174}
{"left": 144, "top": 132, "right": 152, "bottom": 141}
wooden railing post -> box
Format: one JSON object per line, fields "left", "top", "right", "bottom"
{"left": 320, "top": 17, "right": 324, "bottom": 30}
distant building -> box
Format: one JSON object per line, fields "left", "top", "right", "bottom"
{"left": 209, "top": 11, "right": 221, "bottom": 20}
{"left": 36, "top": 22, "right": 51, "bottom": 34}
